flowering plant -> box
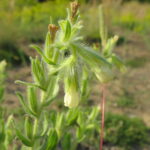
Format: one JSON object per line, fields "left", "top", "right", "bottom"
{"left": 14, "top": 2, "right": 125, "bottom": 150}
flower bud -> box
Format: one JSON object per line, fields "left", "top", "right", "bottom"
{"left": 64, "top": 80, "right": 79, "bottom": 108}
{"left": 70, "top": 1, "right": 80, "bottom": 20}
{"left": 94, "top": 66, "right": 114, "bottom": 83}
{"left": 48, "top": 24, "right": 59, "bottom": 42}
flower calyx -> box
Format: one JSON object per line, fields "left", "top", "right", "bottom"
{"left": 48, "top": 24, "right": 59, "bottom": 42}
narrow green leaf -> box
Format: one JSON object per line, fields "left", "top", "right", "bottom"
{"left": 41, "top": 76, "right": 59, "bottom": 106}
{"left": 15, "top": 128, "right": 33, "bottom": 147}
{"left": 77, "top": 111, "right": 85, "bottom": 127}
{"left": 25, "top": 116, "right": 33, "bottom": 139}
{"left": 46, "top": 129, "right": 58, "bottom": 150}
{"left": 59, "top": 20, "right": 66, "bottom": 32}
{"left": 64, "top": 20, "right": 71, "bottom": 41}
{"left": 16, "top": 92, "right": 37, "bottom": 117}
{"left": 31, "top": 59, "right": 46, "bottom": 87}
{"left": 76, "top": 127, "right": 85, "bottom": 142}
{"left": 31, "top": 58, "right": 41, "bottom": 85}
{"left": 49, "top": 56, "right": 74, "bottom": 76}
{"left": 38, "top": 136, "right": 48, "bottom": 150}
{"left": 81, "top": 68, "right": 90, "bottom": 100}
{"left": 88, "top": 107, "right": 100, "bottom": 121}
{"left": 66, "top": 108, "right": 79, "bottom": 126}
{"left": 41, "top": 112, "right": 49, "bottom": 136}
{"left": 72, "top": 43, "right": 111, "bottom": 66}
{"left": 61, "top": 133, "right": 71, "bottom": 150}
{"left": 30, "top": 45, "right": 55, "bottom": 65}
{"left": 55, "top": 113, "right": 64, "bottom": 138}
{"left": 30, "top": 45, "right": 43, "bottom": 57}
{"left": 15, "top": 80, "right": 46, "bottom": 91}
{"left": 27, "top": 87, "right": 38, "bottom": 114}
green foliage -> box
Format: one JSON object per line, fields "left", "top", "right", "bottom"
{"left": 105, "top": 113, "right": 149, "bottom": 149}
{"left": 112, "top": 7, "right": 150, "bottom": 34}
{"left": 116, "top": 96, "right": 135, "bottom": 108}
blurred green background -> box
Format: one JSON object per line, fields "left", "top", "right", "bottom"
{"left": 1, "top": 0, "right": 150, "bottom": 150}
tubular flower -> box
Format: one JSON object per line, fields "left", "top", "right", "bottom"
{"left": 94, "top": 66, "right": 114, "bottom": 83}
{"left": 64, "top": 81, "right": 79, "bottom": 108}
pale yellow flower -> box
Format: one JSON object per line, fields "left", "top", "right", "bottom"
{"left": 64, "top": 84, "right": 79, "bottom": 108}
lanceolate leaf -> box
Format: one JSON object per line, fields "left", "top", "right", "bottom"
{"left": 46, "top": 129, "right": 58, "bottom": 150}
{"left": 66, "top": 108, "right": 79, "bottom": 126}
{"left": 15, "top": 80, "right": 46, "bottom": 91}
{"left": 64, "top": 20, "right": 71, "bottom": 41}
{"left": 49, "top": 56, "right": 74, "bottom": 76}
{"left": 71, "top": 43, "right": 111, "bottom": 67}
{"left": 61, "top": 133, "right": 71, "bottom": 150}
{"left": 16, "top": 92, "right": 37, "bottom": 117}
{"left": 41, "top": 112, "right": 49, "bottom": 136}
{"left": 25, "top": 116, "right": 33, "bottom": 139}
{"left": 43, "top": 77, "right": 59, "bottom": 106}
{"left": 30, "top": 45, "right": 55, "bottom": 65}
{"left": 27, "top": 87, "right": 38, "bottom": 114}
{"left": 31, "top": 58, "right": 46, "bottom": 86}
{"left": 15, "top": 127, "right": 33, "bottom": 147}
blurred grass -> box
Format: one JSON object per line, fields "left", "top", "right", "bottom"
{"left": 1, "top": 0, "right": 150, "bottom": 65}
{"left": 127, "top": 57, "right": 149, "bottom": 68}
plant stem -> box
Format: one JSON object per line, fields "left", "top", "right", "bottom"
{"left": 100, "top": 84, "right": 106, "bottom": 150}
